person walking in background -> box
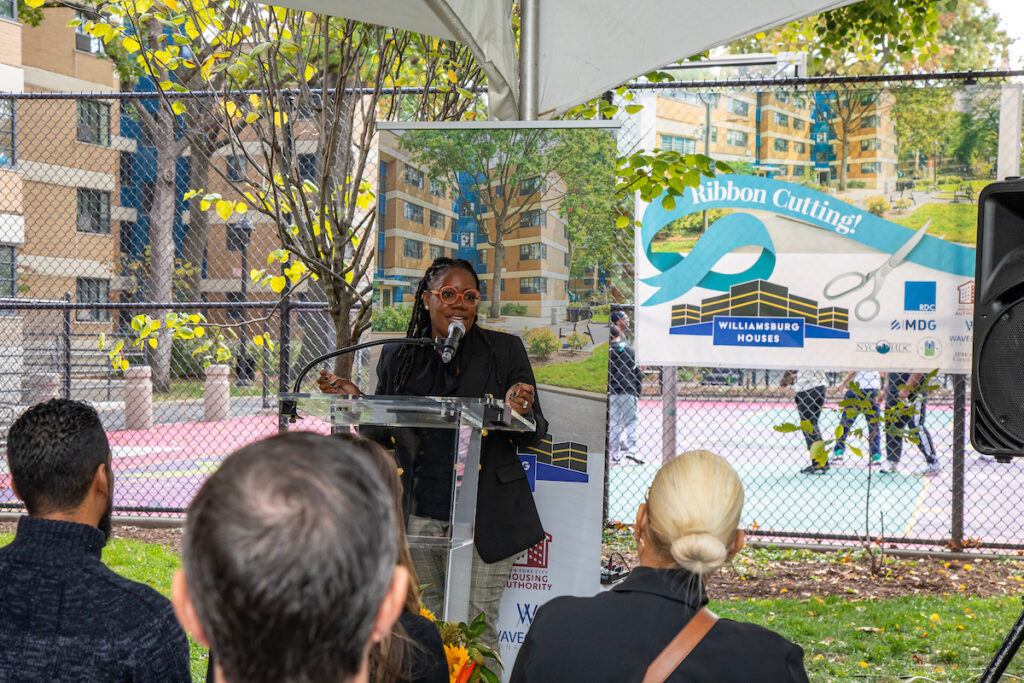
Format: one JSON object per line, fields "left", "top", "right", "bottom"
{"left": 880, "top": 372, "right": 939, "bottom": 476}
{"left": 510, "top": 450, "right": 808, "bottom": 682}
{"left": 833, "top": 371, "right": 883, "bottom": 465}
{"left": 609, "top": 321, "right": 643, "bottom": 465}
{"left": 781, "top": 370, "right": 829, "bottom": 475}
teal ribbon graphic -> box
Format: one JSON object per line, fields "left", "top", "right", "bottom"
{"left": 640, "top": 175, "right": 976, "bottom": 306}
{"left": 642, "top": 213, "right": 776, "bottom": 306}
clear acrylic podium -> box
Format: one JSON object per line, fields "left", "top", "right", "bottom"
{"left": 280, "top": 393, "right": 536, "bottom": 623}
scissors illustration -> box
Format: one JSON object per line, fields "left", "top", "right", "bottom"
{"left": 822, "top": 219, "right": 931, "bottom": 322}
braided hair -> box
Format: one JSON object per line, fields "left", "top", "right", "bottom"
{"left": 392, "top": 256, "right": 500, "bottom": 391}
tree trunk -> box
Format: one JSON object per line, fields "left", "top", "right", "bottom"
{"left": 489, "top": 232, "right": 506, "bottom": 319}
{"left": 839, "top": 138, "right": 850, "bottom": 191}
{"left": 180, "top": 143, "right": 211, "bottom": 302}
{"left": 327, "top": 286, "right": 356, "bottom": 379}
{"left": 147, "top": 139, "right": 178, "bottom": 393}
{"left": 297, "top": 275, "right": 333, "bottom": 371}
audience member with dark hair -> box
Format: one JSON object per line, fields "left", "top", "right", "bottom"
{"left": 334, "top": 432, "right": 448, "bottom": 683}
{"left": 173, "top": 432, "right": 408, "bottom": 683}
{"left": 0, "top": 398, "right": 190, "bottom": 682}
{"left": 511, "top": 450, "right": 808, "bottom": 683}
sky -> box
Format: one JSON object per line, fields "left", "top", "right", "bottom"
{"left": 988, "top": 0, "right": 1024, "bottom": 68}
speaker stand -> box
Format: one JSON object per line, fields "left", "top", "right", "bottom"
{"left": 980, "top": 601, "right": 1024, "bottom": 682}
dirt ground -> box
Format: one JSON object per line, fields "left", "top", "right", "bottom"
{"left": 6, "top": 519, "right": 1024, "bottom": 601}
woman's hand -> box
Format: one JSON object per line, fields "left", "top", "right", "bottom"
{"left": 505, "top": 382, "right": 536, "bottom": 415}
{"left": 316, "top": 370, "right": 362, "bottom": 396}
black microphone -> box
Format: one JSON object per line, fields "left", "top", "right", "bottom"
{"left": 440, "top": 320, "right": 466, "bottom": 363}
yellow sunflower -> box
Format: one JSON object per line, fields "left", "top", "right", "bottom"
{"left": 444, "top": 644, "right": 470, "bottom": 682}
{"left": 420, "top": 606, "right": 436, "bottom": 622}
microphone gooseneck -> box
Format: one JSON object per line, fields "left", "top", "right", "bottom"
{"left": 440, "top": 320, "right": 466, "bottom": 364}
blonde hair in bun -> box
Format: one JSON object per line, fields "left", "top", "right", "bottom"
{"left": 645, "top": 450, "right": 744, "bottom": 576}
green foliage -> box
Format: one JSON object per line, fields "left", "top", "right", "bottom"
{"left": 565, "top": 331, "right": 588, "bottom": 351}
{"left": 591, "top": 303, "right": 610, "bottom": 317}
{"left": 658, "top": 209, "right": 734, "bottom": 240}
{"left": 846, "top": 180, "right": 867, "bottom": 189}
{"left": 893, "top": 203, "right": 977, "bottom": 245}
{"left": 372, "top": 304, "right": 413, "bottom": 332}
{"left": 533, "top": 343, "right": 609, "bottom": 393}
{"left": 864, "top": 196, "right": 891, "bottom": 216}
{"left": 524, "top": 327, "right": 560, "bottom": 360}
{"left": 892, "top": 198, "right": 913, "bottom": 211}
{"left": 938, "top": 174, "right": 963, "bottom": 186}
{"left": 500, "top": 302, "right": 528, "bottom": 316}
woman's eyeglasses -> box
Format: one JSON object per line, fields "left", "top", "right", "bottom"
{"left": 429, "top": 286, "right": 482, "bottom": 306}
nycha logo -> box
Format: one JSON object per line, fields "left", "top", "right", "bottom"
{"left": 904, "top": 281, "right": 937, "bottom": 312}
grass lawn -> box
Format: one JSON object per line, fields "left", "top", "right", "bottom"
{"left": 155, "top": 378, "right": 268, "bottom": 402}
{"left": 591, "top": 314, "right": 609, "bottom": 323}
{"left": 651, "top": 235, "right": 698, "bottom": 253}
{"left": 893, "top": 202, "right": 977, "bottom": 245}
{"left": 534, "top": 342, "right": 608, "bottom": 393}
{"left": 936, "top": 178, "right": 992, "bottom": 193}
{"left": 0, "top": 533, "right": 211, "bottom": 681}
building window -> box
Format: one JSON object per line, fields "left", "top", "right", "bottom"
{"left": 860, "top": 138, "right": 880, "bottom": 152}
{"left": 460, "top": 202, "right": 474, "bottom": 217}
{"left": 430, "top": 244, "right": 444, "bottom": 261}
{"left": 519, "top": 242, "right": 547, "bottom": 261}
{"left": 459, "top": 232, "right": 475, "bottom": 248}
{"left": 794, "top": 142, "right": 806, "bottom": 155}
{"left": 776, "top": 91, "right": 789, "bottom": 104}
{"left": 793, "top": 94, "right": 807, "bottom": 109}
{"left": 860, "top": 162, "right": 880, "bottom": 175}
{"left": 0, "top": 99, "right": 13, "bottom": 167}
{"left": 725, "top": 130, "right": 748, "bottom": 147}
{"left": 710, "top": 127, "right": 717, "bottom": 143}
{"left": 773, "top": 138, "right": 789, "bottom": 152}
{"left": 403, "top": 239, "right": 422, "bottom": 259}
{"left": 404, "top": 164, "right": 424, "bottom": 189}
{"left": 773, "top": 112, "right": 789, "bottom": 127}
{"left": 0, "top": 245, "right": 15, "bottom": 298}
{"left": 75, "top": 11, "right": 104, "bottom": 54}
{"left": 727, "top": 98, "right": 749, "bottom": 117}
{"left": 816, "top": 151, "right": 829, "bottom": 163}
{"left": 226, "top": 291, "right": 244, "bottom": 321}
{"left": 226, "top": 154, "right": 247, "bottom": 181}
{"left": 429, "top": 179, "right": 445, "bottom": 197}
{"left": 860, "top": 92, "right": 878, "bottom": 106}
{"left": 0, "top": 0, "right": 13, "bottom": 19}
{"left": 659, "top": 135, "right": 696, "bottom": 154}
{"left": 76, "top": 278, "right": 109, "bottom": 321}
{"left": 519, "top": 209, "right": 545, "bottom": 228}
{"left": 77, "top": 188, "right": 111, "bottom": 234}
{"left": 297, "top": 154, "right": 317, "bottom": 182}
{"left": 792, "top": 118, "right": 805, "bottom": 131}
{"left": 860, "top": 115, "right": 878, "bottom": 129}
{"left": 519, "top": 176, "right": 542, "bottom": 196}
{"left": 520, "top": 277, "right": 546, "bottom": 294}
{"left": 776, "top": 165, "right": 788, "bottom": 176}
{"left": 403, "top": 201, "right": 423, "bottom": 223}
{"left": 429, "top": 210, "right": 445, "bottom": 230}
{"left": 564, "top": 252, "right": 569, "bottom": 267}
{"left": 77, "top": 100, "right": 110, "bottom": 146}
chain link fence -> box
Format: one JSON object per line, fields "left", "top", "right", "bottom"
{"left": 1, "top": 77, "right": 1022, "bottom": 552}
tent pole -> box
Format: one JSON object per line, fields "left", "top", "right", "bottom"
{"left": 519, "top": 0, "right": 538, "bottom": 120}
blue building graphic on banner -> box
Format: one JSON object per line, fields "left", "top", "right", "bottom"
{"left": 517, "top": 434, "right": 589, "bottom": 491}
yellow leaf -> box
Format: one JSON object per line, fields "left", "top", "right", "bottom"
{"left": 113, "top": 339, "right": 124, "bottom": 354}
{"left": 24, "top": 0, "right": 43, "bottom": 7}
{"left": 98, "top": 333, "right": 106, "bottom": 350}
{"left": 273, "top": 111, "right": 288, "bottom": 127}
{"left": 119, "top": 359, "right": 130, "bottom": 372}
{"left": 200, "top": 199, "right": 212, "bottom": 211}
{"left": 446, "top": 69, "right": 456, "bottom": 82}
{"left": 148, "top": 338, "right": 158, "bottom": 348}
{"left": 171, "top": 101, "right": 186, "bottom": 116}
{"left": 194, "top": 327, "right": 204, "bottom": 338}
{"left": 252, "top": 335, "right": 264, "bottom": 347}
{"left": 344, "top": 271, "right": 354, "bottom": 284}
{"left": 249, "top": 93, "right": 260, "bottom": 108}
{"left": 122, "top": 36, "right": 140, "bottom": 52}
{"left": 244, "top": 112, "right": 259, "bottom": 124}
{"left": 269, "top": 276, "right": 287, "bottom": 293}
{"left": 215, "top": 200, "right": 234, "bottom": 221}
{"left": 303, "top": 63, "right": 315, "bottom": 82}
{"left": 224, "top": 101, "right": 238, "bottom": 118}
{"left": 235, "top": 202, "right": 247, "bottom": 214}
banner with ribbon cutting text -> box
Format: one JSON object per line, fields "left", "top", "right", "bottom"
{"left": 635, "top": 175, "right": 976, "bottom": 373}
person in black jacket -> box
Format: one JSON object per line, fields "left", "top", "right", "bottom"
{"left": 608, "top": 319, "right": 643, "bottom": 464}
{"left": 510, "top": 449, "right": 808, "bottom": 683}
{"left": 318, "top": 257, "right": 547, "bottom": 649}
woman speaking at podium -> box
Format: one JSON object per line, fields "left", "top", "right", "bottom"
{"left": 318, "top": 257, "right": 548, "bottom": 648}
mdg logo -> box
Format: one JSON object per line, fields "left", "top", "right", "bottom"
{"left": 904, "top": 281, "right": 937, "bottom": 312}
{"left": 891, "top": 319, "right": 936, "bottom": 331}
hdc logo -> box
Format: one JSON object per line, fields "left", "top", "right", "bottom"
{"left": 904, "top": 281, "right": 936, "bottom": 312}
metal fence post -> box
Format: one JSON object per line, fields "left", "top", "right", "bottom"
{"left": 277, "top": 289, "right": 292, "bottom": 433}
{"left": 61, "top": 292, "right": 71, "bottom": 399}
{"left": 661, "top": 366, "right": 677, "bottom": 464}
{"left": 951, "top": 373, "right": 967, "bottom": 550}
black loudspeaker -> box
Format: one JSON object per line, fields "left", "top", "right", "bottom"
{"left": 971, "top": 178, "right": 1024, "bottom": 456}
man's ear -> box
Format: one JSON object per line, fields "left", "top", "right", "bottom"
{"left": 727, "top": 529, "right": 745, "bottom": 560}
{"left": 369, "top": 565, "right": 409, "bottom": 645}
{"left": 171, "top": 569, "right": 211, "bottom": 647}
{"left": 92, "top": 463, "right": 109, "bottom": 499}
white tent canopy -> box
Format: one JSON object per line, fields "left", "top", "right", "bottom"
{"left": 262, "top": 0, "right": 857, "bottom": 119}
